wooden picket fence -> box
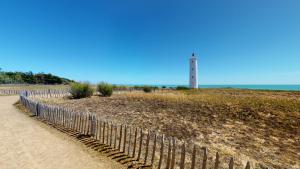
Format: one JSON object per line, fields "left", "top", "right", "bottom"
{"left": 18, "top": 90, "right": 252, "bottom": 169}
{"left": 0, "top": 89, "right": 69, "bottom": 97}
{"left": 22, "top": 89, "right": 70, "bottom": 98}
{"left": 0, "top": 89, "right": 23, "bottom": 95}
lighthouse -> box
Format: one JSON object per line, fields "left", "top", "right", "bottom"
{"left": 189, "top": 53, "right": 198, "bottom": 89}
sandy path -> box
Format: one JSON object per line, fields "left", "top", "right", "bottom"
{"left": 0, "top": 96, "right": 125, "bottom": 169}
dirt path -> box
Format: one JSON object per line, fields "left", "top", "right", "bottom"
{"left": 0, "top": 96, "right": 125, "bottom": 169}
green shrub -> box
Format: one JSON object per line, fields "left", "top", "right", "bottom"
{"left": 176, "top": 86, "right": 190, "bottom": 90}
{"left": 70, "top": 82, "right": 93, "bottom": 99}
{"left": 143, "top": 86, "right": 152, "bottom": 93}
{"left": 97, "top": 82, "right": 113, "bottom": 97}
{"left": 162, "top": 86, "right": 166, "bottom": 89}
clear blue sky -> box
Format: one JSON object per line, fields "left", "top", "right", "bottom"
{"left": 0, "top": 0, "right": 299, "bottom": 85}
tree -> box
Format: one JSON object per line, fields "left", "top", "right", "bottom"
{"left": 0, "top": 69, "right": 73, "bottom": 84}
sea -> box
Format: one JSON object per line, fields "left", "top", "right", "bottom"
{"left": 152, "top": 85, "right": 300, "bottom": 91}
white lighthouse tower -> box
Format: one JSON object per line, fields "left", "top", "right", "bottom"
{"left": 189, "top": 53, "right": 198, "bottom": 89}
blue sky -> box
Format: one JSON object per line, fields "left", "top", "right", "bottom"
{"left": 0, "top": 0, "right": 299, "bottom": 85}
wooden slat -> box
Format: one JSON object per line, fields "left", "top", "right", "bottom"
{"left": 78, "top": 113, "right": 82, "bottom": 133}
{"left": 202, "top": 147, "right": 207, "bottom": 169}
{"left": 83, "top": 113, "right": 86, "bottom": 134}
{"left": 73, "top": 111, "right": 76, "bottom": 129}
{"left": 179, "top": 142, "right": 185, "bottom": 169}
{"left": 103, "top": 121, "right": 106, "bottom": 143}
{"left": 170, "top": 138, "right": 176, "bottom": 169}
{"left": 137, "top": 128, "right": 143, "bottom": 160}
{"left": 99, "top": 121, "right": 102, "bottom": 142}
{"left": 123, "top": 125, "right": 127, "bottom": 153}
{"left": 65, "top": 110, "right": 68, "bottom": 128}
{"left": 69, "top": 111, "right": 72, "bottom": 128}
{"left": 87, "top": 116, "right": 93, "bottom": 137}
{"left": 132, "top": 128, "right": 138, "bottom": 157}
{"left": 81, "top": 113, "right": 84, "bottom": 134}
{"left": 229, "top": 157, "right": 234, "bottom": 169}
{"left": 214, "top": 152, "right": 220, "bottom": 169}
{"left": 79, "top": 113, "right": 83, "bottom": 132}
{"left": 82, "top": 113, "right": 85, "bottom": 134}
{"left": 73, "top": 113, "right": 76, "bottom": 130}
{"left": 150, "top": 133, "right": 157, "bottom": 168}
{"left": 80, "top": 113, "right": 83, "bottom": 134}
{"left": 191, "top": 144, "right": 196, "bottom": 169}
{"left": 245, "top": 161, "right": 250, "bottom": 169}
{"left": 110, "top": 122, "right": 113, "bottom": 146}
{"left": 94, "top": 115, "right": 97, "bottom": 138}
{"left": 114, "top": 125, "right": 117, "bottom": 148}
{"left": 158, "top": 134, "right": 164, "bottom": 169}
{"left": 127, "top": 127, "right": 132, "bottom": 155}
{"left": 118, "top": 125, "right": 123, "bottom": 150}
{"left": 87, "top": 114, "right": 91, "bottom": 135}
{"left": 144, "top": 131, "right": 150, "bottom": 165}
{"left": 106, "top": 122, "right": 109, "bottom": 144}
{"left": 94, "top": 116, "right": 98, "bottom": 139}
{"left": 166, "top": 137, "right": 172, "bottom": 169}
{"left": 91, "top": 114, "right": 94, "bottom": 135}
{"left": 70, "top": 111, "right": 72, "bottom": 129}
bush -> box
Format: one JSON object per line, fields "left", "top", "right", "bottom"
{"left": 143, "top": 86, "right": 152, "bottom": 93}
{"left": 176, "top": 86, "right": 190, "bottom": 90}
{"left": 97, "top": 82, "right": 113, "bottom": 97}
{"left": 70, "top": 82, "right": 93, "bottom": 99}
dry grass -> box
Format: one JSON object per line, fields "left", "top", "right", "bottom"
{"left": 38, "top": 88, "right": 300, "bottom": 169}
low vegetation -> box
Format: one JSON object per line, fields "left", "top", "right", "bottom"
{"left": 142, "top": 86, "right": 152, "bottom": 93}
{"left": 70, "top": 82, "right": 93, "bottom": 99}
{"left": 97, "top": 82, "right": 113, "bottom": 97}
{"left": 112, "top": 85, "right": 160, "bottom": 91}
{"left": 176, "top": 86, "right": 190, "bottom": 90}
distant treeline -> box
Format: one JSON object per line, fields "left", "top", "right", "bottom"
{"left": 0, "top": 69, "right": 73, "bottom": 84}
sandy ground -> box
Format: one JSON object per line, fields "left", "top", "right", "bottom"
{"left": 0, "top": 96, "right": 125, "bottom": 169}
